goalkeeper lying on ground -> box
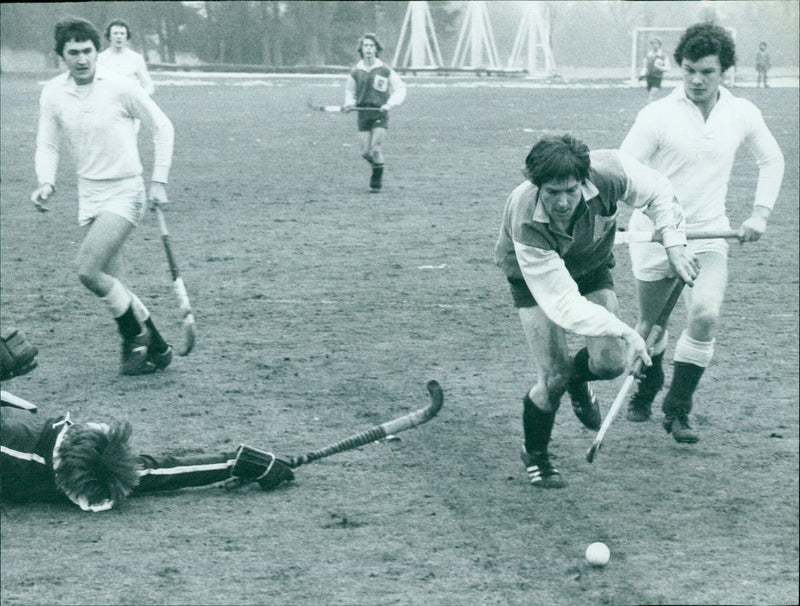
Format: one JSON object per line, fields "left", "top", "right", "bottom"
{"left": 1, "top": 329, "right": 293, "bottom": 512}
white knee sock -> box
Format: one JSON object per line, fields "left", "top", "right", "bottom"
{"left": 673, "top": 331, "right": 714, "bottom": 368}
{"left": 102, "top": 279, "right": 132, "bottom": 318}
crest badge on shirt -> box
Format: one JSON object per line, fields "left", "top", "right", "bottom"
{"left": 372, "top": 74, "right": 388, "bottom": 93}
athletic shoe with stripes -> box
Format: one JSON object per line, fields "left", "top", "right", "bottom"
{"left": 147, "top": 344, "right": 173, "bottom": 371}
{"left": 567, "top": 380, "right": 601, "bottom": 430}
{"left": 120, "top": 329, "right": 156, "bottom": 376}
{"left": 521, "top": 448, "right": 565, "bottom": 489}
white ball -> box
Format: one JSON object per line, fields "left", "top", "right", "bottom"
{"left": 585, "top": 542, "right": 610, "bottom": 566}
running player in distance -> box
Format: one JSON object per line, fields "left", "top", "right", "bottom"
{"left": 343, "top": 33, "right": 406, "bottom": 193}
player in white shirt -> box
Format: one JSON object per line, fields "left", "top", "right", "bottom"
{"left": 620, "top": 23, "right": 784, "bottom": 443}
{"left": 98, "top": 19, "right": 154, "bottom": 96}
{"left": 30, "top": 17, "right": 176, "bottom": 376}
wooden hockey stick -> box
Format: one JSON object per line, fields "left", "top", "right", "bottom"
{"left": 154, "top": 205, "right": 196, "bottom": 356}
{"left": 586, "top": 278, "right": 686, "bottom": 463}
{"left": 307, "top": 99, "right": 384, "bottom": 113}
{"left": 288, "top": 380, "right": 443, "bottom": 468}
{"left": 615, "top": 229, "right": 739, "bottom": 245}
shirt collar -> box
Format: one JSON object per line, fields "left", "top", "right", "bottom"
{"left": 531, "top": 179, "right": 599, "bottom": 227}
{"left": 63, "top": 67, "right": 108, "bottom": 95}
{"left": 356, "top": 58, "right": 385, "bottom": 71}
{"left": 673, "top": 83, "right": 732, "bottom": 106}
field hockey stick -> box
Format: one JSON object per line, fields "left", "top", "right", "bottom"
{"left": 287, "top": 380, "right": 443, "bottom": 468}
{"left": 615, "top": 229, "right": 739, "bottom": 245}
{"left": 306, "top": 100, "right": 384, "bottom": 113}
{"left": 154, "top": 205, "right": 196, "bottom": 356}
{"left": 586, "top": 277, "right": 687, "bottom": 463}
{"left": 1, "top": 390, "right": 38, "bottom": 412}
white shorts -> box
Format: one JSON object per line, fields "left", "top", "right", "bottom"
{"left": 78, "top": 175, "right": 147, "bottom": 227}
{"left": 628, "top": 210, "right": 730, "bottom": 282}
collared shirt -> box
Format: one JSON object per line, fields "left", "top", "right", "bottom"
{"left": 344, "top": 58, "right": 407, "bottom": 109}
{"left": 35, "top": 68, "right": 174, "bottom": 186}
{"left": 621, "top": 84, "right": 784, "bottom": 227}
{"left": 495, "top": 149, "right": 686, "bottom": 338}
{"left": 97, "top": 47, "right": 155, "bottom": 95}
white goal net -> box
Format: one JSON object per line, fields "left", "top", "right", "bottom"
{"left": 631, "top": 26, "right": 737, "bottom": 86}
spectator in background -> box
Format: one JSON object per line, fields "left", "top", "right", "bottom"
{"left": 641, "top": 37, "right": 670, "bottom": 102}
{"left": 755, "top": 41, "right": 770, "bottom": 88}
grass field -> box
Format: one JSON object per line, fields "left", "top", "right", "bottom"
{"left": 1, "top": 71, "right": 798, "bottom": 606}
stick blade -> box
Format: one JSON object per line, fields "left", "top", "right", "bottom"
{"left": 586, "top": 441, "right": 601, "bottom": 463}
{"left": 178, "top": 315, "right": 196, "bottom": 356}
{"left": 426, "top": 380, "right": 444, "bottom": 417}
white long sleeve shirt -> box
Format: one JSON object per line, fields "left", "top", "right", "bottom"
{"left": 495, "top": 150, "right": 685, "bottom": 338}
{"left": 621, "top": 84, "right": 784, "bottom": 227}
{"left": 97, "top": 47, "right": 155, "bottom": 96}
{"left": 35, "top": 69, "right": 173, "bottom": 187}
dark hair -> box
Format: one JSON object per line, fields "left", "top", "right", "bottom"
{"left": 105, "top": 19, "right": 131, "bottom": 41}
{"left": 674, "top": 23, "right": 736, "bottom": 72}
{"left": 358, "top": 33, "right": 383, "bottom": 58}
{"left": 524, "top": 134, "right": 591, "bottom": 187}
{"left": 54, "top": 17, "right": 101, "bottom": 57}
{"left": 54, "top": 420, "right": 139, "bottom": 507}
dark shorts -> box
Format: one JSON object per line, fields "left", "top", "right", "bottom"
{"left": 358, "top": 109, "right": 389, "bottom": 132}
{"left": 508, "top": 268, "right": 614, "bottom": 309}
{"left": 646, "top": 74, "right": 663, "bottom": 90}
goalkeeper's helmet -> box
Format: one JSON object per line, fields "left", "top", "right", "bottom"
{"left": 53, "top": 420, "right": 140, "bottom": 511}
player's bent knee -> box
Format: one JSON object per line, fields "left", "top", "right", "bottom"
{"left": 688, "top": 306, "right": 720, "bottom": 335}
{"left": 592, "top": 358, "right": 626, "bottom": 380}
{"left": 544, "top": 368, "right": 570, "bottom": 400}
{"left": 78, "top": 268, "right": 102, "bottom": 291}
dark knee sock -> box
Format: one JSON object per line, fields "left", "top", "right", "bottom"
{"left": 115, "top": 306, "right": 142, "bottom": 339}
{"left": 638, "top": 352, "right": 665, "bottom": 396}
{"left": 371, "top": 163, "right": 384, "bottom": 182}
{"left": 144, "top": 318, "right": 168, "bottom": 353}
{"left": 569, "top": 347, "right": 603, "bottom": 385}
{"left": 523, "top": 394, "right": 556, "bottom": 454}
{"left": 662, "top": 362, "right": 705, "bottom": 415}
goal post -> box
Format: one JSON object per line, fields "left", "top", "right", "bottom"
{"left": 631, "top": 26, "right": 737, "bottom": 86}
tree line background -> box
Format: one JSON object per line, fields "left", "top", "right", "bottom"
{"left": 1, "top": 1, "right": 797, "bottom": 71}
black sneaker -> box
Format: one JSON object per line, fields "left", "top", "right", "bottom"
{"left": 663, "top": 414, "right": 699, "bottom": 443}
{"left": 521, "top": 449, "right": 565, "bottom": 489}
{"left": 567, "top": 381, "right": 601, "bottom": 430}
{"left": 370, "top": 165, "right": 384, "bottom": 192}
{"left": 120, "top": 329, "right": 156, "bottom": 375}
{"left": 626, "top": 354, "right": 664, "bottom": 422}
{"left": 147, "top": 344, "right": 173, "bottom": 370}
